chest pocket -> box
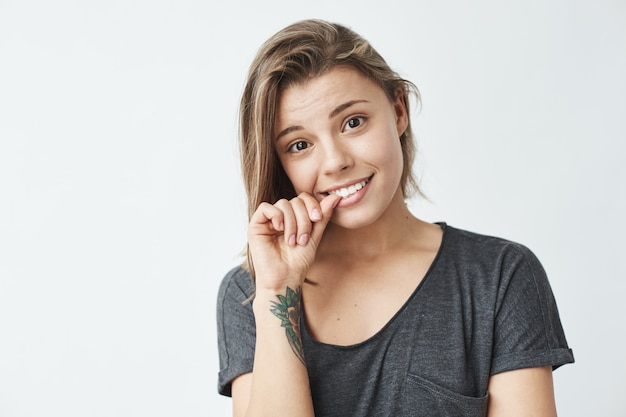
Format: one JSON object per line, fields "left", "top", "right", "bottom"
{"left": 400, "top": 373, "right": 488, "bottom": 417}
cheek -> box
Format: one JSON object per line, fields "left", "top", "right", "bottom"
{"left": 282, "top": 161, "right": 317, "bottom": 194}
{"left": 369, "top": 131, "right": 404, "bottom": 171}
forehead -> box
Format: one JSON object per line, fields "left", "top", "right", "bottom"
{"left": 275, "top": 66, "right": 386, "bottom": 124}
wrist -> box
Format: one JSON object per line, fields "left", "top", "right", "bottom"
{"left": 252, "top": 283, "right": 303, "bottom": 318}
{"left": 252, "top": 283, "right": 306, "bottom": 366}
{"left": 253, "top": 273, "right": 305, "bottom": 293}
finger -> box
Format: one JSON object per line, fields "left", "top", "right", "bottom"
{"left": 310, "top": 193, "right": 341, "bottom": 243}
{"left": 249, "top": 202, "right": 284, "bottom": 235}
{"left": 296, "top": 192, "right": 324, "bottom": 222}
{"left": 290, "top": 196, "right": 314, "bottom": 246}
{"left": 274, "top": 198, "right": 297, "bottom": 246}
{"left": 320, "top": 193, "right": 342, "bottom": 217}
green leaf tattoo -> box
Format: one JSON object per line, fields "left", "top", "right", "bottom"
{"left": 270, "top": 286, "right": 305, "bottom": 365}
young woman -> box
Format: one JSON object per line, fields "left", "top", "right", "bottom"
{"left": 217, "top": 19, "right": 574, "bottom": 417}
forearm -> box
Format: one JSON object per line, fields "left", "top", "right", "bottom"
{"left": 245, "top": 285, "right": 315, "bottom": 417}
{"left": 240, "top": 193, "right": 339, "bottom": 416}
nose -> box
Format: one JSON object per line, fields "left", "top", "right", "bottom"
{"left": 319, "top": 137, "right": 353, "bottom": 175}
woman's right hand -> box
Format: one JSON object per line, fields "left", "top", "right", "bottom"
{"left": 247, "top": 192, "right": 341, "bottom": 291}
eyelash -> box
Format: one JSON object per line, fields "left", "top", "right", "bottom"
{"left": 285, "top": 116, "right": 367, "bottom": 153}
{"left": 287, "top": 141, "right": 309, "bottom": 153}
{"left": 343, "top": 116, "right": 366, "bottom": 131}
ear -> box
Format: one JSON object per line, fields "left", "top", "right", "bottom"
{"left": 393, "top": 88, "right": 409, "bottom": 137}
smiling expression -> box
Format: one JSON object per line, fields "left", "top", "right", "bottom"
{"left": 274, "top": 66, "right": 409, "bottom": 229}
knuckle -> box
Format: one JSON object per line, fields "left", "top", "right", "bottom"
{"left": 289, "top": 196, "right": 305, "bottom": 209}
{"left": 297, "top": 192, "right": 315, "bottom": 202}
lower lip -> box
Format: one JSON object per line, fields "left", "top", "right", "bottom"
{"left": 334, "top": 178, "right": 371, "bottom": 209}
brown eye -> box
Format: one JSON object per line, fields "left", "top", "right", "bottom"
{"left": 345, "top": 117, "right": 365, "bottom": 131}
{"left": 288, "top": 141, "right": 309, "bottom": 153}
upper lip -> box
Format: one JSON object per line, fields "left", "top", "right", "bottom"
{"left": 320, "top": 175, "right": 372, "bottom": 195}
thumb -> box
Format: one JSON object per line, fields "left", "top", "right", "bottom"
{"left": 310, "top": 194, "right": 341, "bottom": 243}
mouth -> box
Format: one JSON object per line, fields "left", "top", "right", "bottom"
{"left": 322, "top": 176, "right": 371, "bottom": 199}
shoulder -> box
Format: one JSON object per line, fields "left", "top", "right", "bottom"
{"left": 216, "top": 266, "right": 257, "bottom": 397}
{"left": 444, "top": 224, "right": 533, "bottom": 255}
{"left": 217, "top": 265, "right": 256, "bottom": 308}
{"left": 441, "top": 224, "right": 541, "bottom": 270}
{"left": 433, "top": 224, "right": 549, "bottom": 299}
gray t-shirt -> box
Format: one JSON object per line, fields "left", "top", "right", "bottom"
{"left": 216, "top": 224, "right": 574, "bottom": 416}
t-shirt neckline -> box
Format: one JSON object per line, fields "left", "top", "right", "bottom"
{"left": 301, "top": 222, "right": 449, "bottom": 350}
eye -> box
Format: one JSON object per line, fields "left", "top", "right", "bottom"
{"left": 287, "top": 140, "right": 310, "bottom": 153}
{"left": 344, "top": 116, "right": 365, "bottom": 131}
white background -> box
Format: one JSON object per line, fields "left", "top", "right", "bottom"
{"left": 1, "top": 0, "right": 624, "bottom": 416}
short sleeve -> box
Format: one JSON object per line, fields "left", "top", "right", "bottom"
{"left": 490, "top": 245, "right": 574, "bottom": 375}
{"left": 216, "top": 266, "right": 257, "bottom": 396}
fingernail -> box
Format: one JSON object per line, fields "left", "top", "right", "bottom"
{"left": 288, "top": 234, "right": 296, "bottom": 246}
{"left": 311, "top": 209, "right": 322, "bottom": 220}
{"left": 298, "top": 234, "right": 309, "bottom": 246}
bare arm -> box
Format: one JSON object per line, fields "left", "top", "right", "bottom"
{"left": 487, "top": 366, "right": 557, "bottom": 417}
{"left": 231, "top": 373, "right": 252, "bottom": 417}
{"left": 232, "top": 193, "right": 340, "bottom": 417}
{"left": 240, "top": 286, "right": 314, "bottom": 417}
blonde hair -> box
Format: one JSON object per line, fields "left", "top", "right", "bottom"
{"left": 239, "top": 19, "right": 422, "bottom": 272}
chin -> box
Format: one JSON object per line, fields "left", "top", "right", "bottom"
{"left": 329, "top": 210, "right": 381, "bottom": 230}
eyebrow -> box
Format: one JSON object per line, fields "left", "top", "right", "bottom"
{"left": 328, "top": 99, "right": 368, "bottom": 119}
{"left": 275, "top": 99, "right": 369, "bottom": 142}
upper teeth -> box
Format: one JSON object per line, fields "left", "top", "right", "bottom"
{"left": 329, "top": 179, "right": 368, "bottom": 198}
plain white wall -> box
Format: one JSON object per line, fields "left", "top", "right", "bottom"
{"left": 0, "top": 0, "right": 624, "bottom": 416}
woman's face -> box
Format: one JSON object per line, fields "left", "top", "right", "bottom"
{"left": 274, "top": 66, "right": 408, "bottom": 229}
